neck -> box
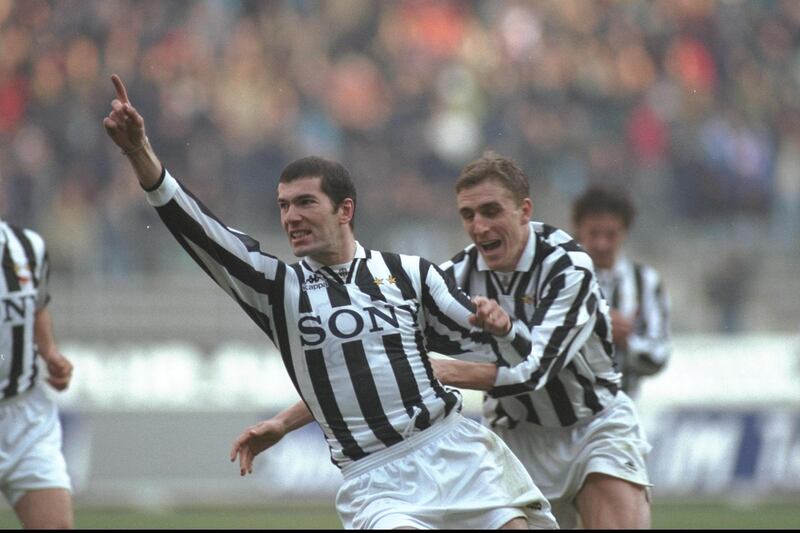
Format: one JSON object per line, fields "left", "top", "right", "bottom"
{"left": 310, "top": 234, "right": 357, "bottom": 266}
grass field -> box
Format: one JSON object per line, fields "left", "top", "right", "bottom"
{"left": 0, "top": 501, "right": 798, "bottom": 529}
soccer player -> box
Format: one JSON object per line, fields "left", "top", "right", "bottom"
{"left": 432, "top": 152, "right": 653, "bottom": 529}
{"left": 227, "top": 153, "right": 654, "bottom": 528}
{"left": 571, "top": 186, "right": 671, "bottom": 400}
{"left": 0, "top": 219, "right": 74, "bottom": 529}
{"left": 103, "top": 75, "right": 557, "bottom": 529}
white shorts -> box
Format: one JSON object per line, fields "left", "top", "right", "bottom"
{"left": 491, "top": 392, "right": 651, "bottom": 529}
{"left": 0, "top": 387, "right": 72, "bottom": 506}
{"left": 336, "top": 412, "right": 558, "bottom": 529}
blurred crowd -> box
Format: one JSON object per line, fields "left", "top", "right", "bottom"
{"left": 1, "top": 0, "right": 799, "bottom": 279}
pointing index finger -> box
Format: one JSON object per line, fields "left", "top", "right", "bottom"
{"left": 111, "top": 74, "right": 130, "bottom": 104}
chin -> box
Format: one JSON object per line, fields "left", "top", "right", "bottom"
{"left": 290, "top": 244, "right": 310, "bottom": 258}
{"left": 485, "top": 257, "right": 510, "bottom": 271}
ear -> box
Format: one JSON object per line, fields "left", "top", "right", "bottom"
{"left": 338, "top": 198, "right": 355, "bottom": 225}
{"left": 520, "top": 198, "right": 532, "bottom": 223}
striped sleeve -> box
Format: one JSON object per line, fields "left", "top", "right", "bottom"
{"left": 627, "top": 264, "right": 671, "bottom": 375}
{"left": 16, "top": 228, "right": 50, "bottom": 310}
{"left": 489, "top": 256, "right": 597, "bottom": 398}
{"left": 419, "top": 258, "right": 532, "bottom": 364}
{"left": 144, "top": 168, "right": 289, "bottom": 338}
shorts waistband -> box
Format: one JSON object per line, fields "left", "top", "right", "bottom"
{"left": 0, "top": 386, "right": 36, "bottom": 407}
{"left": 341, "top": 411, "right": 463, "bottom": 480}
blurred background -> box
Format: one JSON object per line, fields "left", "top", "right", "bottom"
{"left": 0, "top": 0, "right": 798, "bottom": 528}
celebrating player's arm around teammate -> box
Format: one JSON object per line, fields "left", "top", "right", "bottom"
{"left": 571, "top": 186, "right": 671, "bottom": 401}
{"left": 430, "top": 151, "right": 653, "bottom": 529}
{"left": 104, "top": 75, "right": 557, "bottom": 530}
{"left": 0, "top": 219, "right": 74, "bottom": 529}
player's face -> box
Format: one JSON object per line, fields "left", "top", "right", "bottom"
{"left": 457, "top": 179, "right": 532, "bottom": 272}
{"left": 278, "top": 176, "right": 351, "bottom": 263}
{"left": 574, "top": 212, "right": 627, "bottom": 270}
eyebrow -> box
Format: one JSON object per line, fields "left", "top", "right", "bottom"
{"left": 460, "top": 201, "right": 502, "bottom": 212}
{"left": 278, "top": 193, "right": 318, "bottom": 204}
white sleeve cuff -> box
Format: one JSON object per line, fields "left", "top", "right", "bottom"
{"left": 145, "top": 169, "right": 180, "bottom": 207}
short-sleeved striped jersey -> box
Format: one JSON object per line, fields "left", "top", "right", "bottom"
{"left": 0, "top": 220, "right": 50, "bottom": 400}
{"left": 440, "top": 221, "right": 621, "bottom": 428}
{"left": 145, "top": 169, "right": 533, "bottom": 467}
{"left": 595, "top": 257, "right": 671, "bottom": 399}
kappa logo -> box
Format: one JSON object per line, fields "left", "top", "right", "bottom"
{"left": 624, "top": 460, "right": 638, "bottom": 471}
{"left": 302, "top": 274, "right": 329, "bottom": 291}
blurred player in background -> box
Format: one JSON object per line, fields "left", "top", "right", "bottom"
{"left": 571, "top": 186, "right": 671, "bottom": 400}
{"left": 0, "top": 219, "right": 74, "bottom": 528}
{"left": 234, "top": 151, "right": 654, "bottom": 529}
{"left": 104, "top": 75, "right": 557, "bottom": 529}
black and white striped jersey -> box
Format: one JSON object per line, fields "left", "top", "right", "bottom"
{"left": 595, "top": 257, "right": 671, "bottom": 399}
{"left": 145, "top": 169, "right": 533, "bottom": 467}
{"left": 439, "top": 221, "right": 621, "bottom": 429}
{"left": 0, "top": 220, "right": 49, "bottom": 400}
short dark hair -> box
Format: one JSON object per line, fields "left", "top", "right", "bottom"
{"left": 279, "top": 156, "right": 357, "bottom": 228}
{"left": 455, "top": 150, "right": 530, "bottom": 205}
{"left": 571, "top": 185, "right": 636, "bottom": 228}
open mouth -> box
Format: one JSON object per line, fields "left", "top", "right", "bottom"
{"left": 290, "top": 230, "right": 312, "bottom": 241}
{"left": 480, "top": 240, "right": 502, "bottom": 252}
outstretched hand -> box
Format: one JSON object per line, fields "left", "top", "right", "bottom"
{"left": 102, "top": 75, "right": 146, "bottom": 153}
{"left": 229, "top": 420, "right": 287, "bottom": 476}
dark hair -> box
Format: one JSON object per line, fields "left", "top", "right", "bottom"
{"left": 571, "top": 185, "right": 636, "bottom": 228}
{"left": 279, "top": 156, "right": 357, "bottom": 228}
{"left": 455, "top": 150, "right": 530, "bottom": 205}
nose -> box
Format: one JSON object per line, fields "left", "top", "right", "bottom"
{"left": 283, "top": 204, "right": 302, "bottom": 225}
{"left": 472, "top": 214, "right": 489, "bottom": 234}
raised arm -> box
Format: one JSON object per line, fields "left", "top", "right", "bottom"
{"left": 106, "top": 75, "right": 296, "bottom": 323}
{"left": 102, "top": 75, "right": 162, "bottom": 189}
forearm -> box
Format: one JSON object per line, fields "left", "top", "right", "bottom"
{"left": 274, "top": 400, "right": 315, "bottom": 433}
{"left": 436, "top": 359, "right": 498, "bottom": 391}
{"left": 33, "top": 308, "right": 58, "bottom": 360}
{"left": 125, "top": 140, "right": 163, "bottom": 190}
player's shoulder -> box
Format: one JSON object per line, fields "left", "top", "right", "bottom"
{"left": 532, "top": 221, "right": 574, "bottom": 246}
{"left": 532, "top": 221, "right": 592, "bottom": 269}
{"left": 369, "top": 248, "right": 424, "bottom": 271}
{"left": 441, "top": 243, "right": 478, "bottom": 269}
{"left": 3, "top": 222, "right": 47, "bottom": 252}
